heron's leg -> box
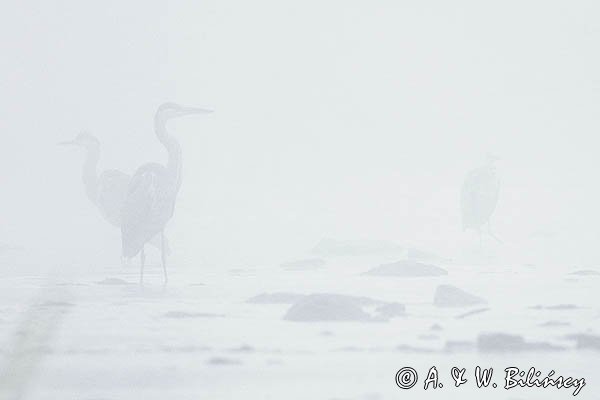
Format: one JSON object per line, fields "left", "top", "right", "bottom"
{"left": 487, "top": 221, "right": 503, "bottom": 243}
{"left": 161, "top": 231, "right": 168, "bottom": 285}
{"left": 140, "top": 246, "right": 146, "bottom": 285}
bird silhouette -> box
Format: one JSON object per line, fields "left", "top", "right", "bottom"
{"left": 60, "top": 133, "right": 169, "bottom": 255}
{"left": 461, "top": 154, "right": 501, "bottom": 245}
{"left": 121, "top": 103, "right": 212, "bottom": 285}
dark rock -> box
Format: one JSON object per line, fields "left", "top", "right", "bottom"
{"left": 283, "top": 293, "right": 381, "bottom": 322}
{"left": 375, "top": 302, "right": 406, "bottom": 318}
{"left": 564, "top": 334, "right": 600, "bottom": 350}
{"left": 434, "top": 285, "right": 486, "bottom": 308}
{"left": 477, "top": 333, "right": 564, "bottom": 352}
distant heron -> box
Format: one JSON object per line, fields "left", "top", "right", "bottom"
{"left": 121, "top": 103, "right": 212, "bottom": 285}
{"left": 460, "top": 154, "right": 501, "bottom": 244}
{"left": 59, "top": 133, "right": 168, "bottom": 254}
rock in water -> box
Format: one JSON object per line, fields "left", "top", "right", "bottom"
{"left": 434, "top": 285, "right": 486, "bottom": 308}
{"left": 477, "top": 333, "right": 564, "bottom": 352}
{"left": 565, "top": 334, "right": 600, "bottom": 350}
{"left": 364, "top": 260, "right": 447, "bottom": 277}
{"left": 478, "top": 333, "right": 524, "bottom": 352}
{"left": 283, "top": 294, "right": 376, "bottom": 322}
{"left": 375, "top": 302, "right": 406, "bottom": 318}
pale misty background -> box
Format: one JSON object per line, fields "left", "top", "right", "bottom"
{"left": 0, "top": 1, "right": 599, "bottom": 400}
{"left": 1, "top": 1, "right": 599, "bottom": 272}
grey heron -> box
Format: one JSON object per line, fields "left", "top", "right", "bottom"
{"left": 59, "top": 133, "right": 169, "bottom": 254}
{"left": 460, "top": 154, "right": 501, "bottom": 244}
{"left": 121, "top": 103, "right": 212, "bottom": 285}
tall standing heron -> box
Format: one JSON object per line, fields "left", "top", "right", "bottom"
{"left": 460, "top": 154, "right": 501, "bottom": 245}
{"left": 59, "top": 133, "right": 168, "bottom": 254}
{"left": 121, "top": 103, "right": 212, "bottom": 285}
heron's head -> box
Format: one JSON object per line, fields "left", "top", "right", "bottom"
{"left": 155, "top": 102, "right": 213, "bottom": 122}
{"left": 58, "top": 132, "right": 100, "bottom": 148}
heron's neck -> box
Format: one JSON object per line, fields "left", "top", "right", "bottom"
{"left": 82, "top": 145, "right": 100, "bottom": 203}
{"left": 155, "top": 116, "right": 182, "bottom": 189}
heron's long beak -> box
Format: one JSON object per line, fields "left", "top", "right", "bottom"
{"left": 180, "top": 106, "right": 214, "bottom": 116}
{"left": 57, "top": 140, "right": 76, "bottom": 146}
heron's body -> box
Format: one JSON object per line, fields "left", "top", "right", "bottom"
{"left": 61, "top": 133, "right": 168, "bottom": 253}
{"left": 68, "top": 134, "right": 131, "bottom": 227}
{"left": 121, "top": 163, "right": 177, "bottom": 258}
{"left": 120, "top": 102, "right": 212, "bottom": 284}
{"left": 460, "top": 158, "right": 501, "bottom": 243}
{"left": 461, "top": 165, "right": 499, "bottom": 230}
